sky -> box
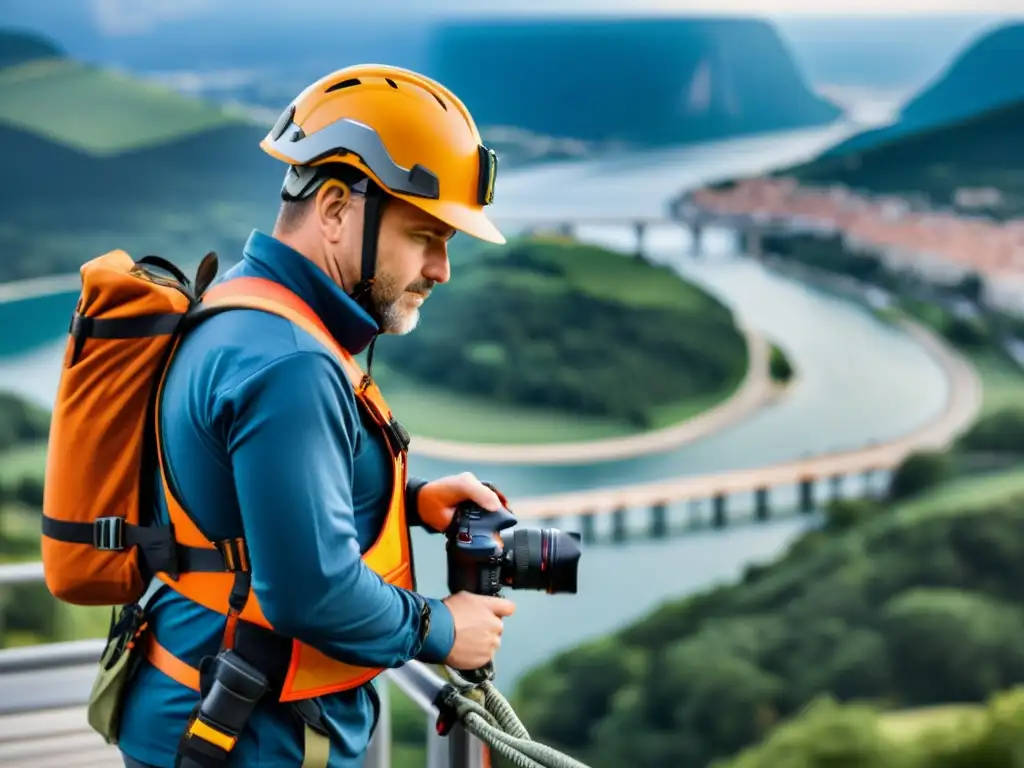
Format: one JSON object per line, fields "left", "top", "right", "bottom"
{"left": 81, "top": 0, "right": 1023, "bottom": 36}
{"left": 0, "top": 0, "right": 1017, "bottom": 97}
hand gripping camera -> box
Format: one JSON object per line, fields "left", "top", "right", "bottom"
{"left": 446, "top": 503, "right": 582, "bottom": 597}
{"left": 444, "top": 501, "right": 582, "bottom": 682}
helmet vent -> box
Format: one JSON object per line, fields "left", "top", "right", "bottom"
{"left": 432, "top": 93, "right": 448, "bottom": 111}
{"left": 325, "top": 78, "right": 361, "bottom": 93}
{"left": 385, "top": 78, "right": 398, "bottom": 88}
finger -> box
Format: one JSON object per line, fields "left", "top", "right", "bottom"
{"left": 482, "top": 481, "right": 511, "bottom": 509}
{"left": 459, "top": 473, "right": 503, "bottom": 511}
{"left": 485, "top": 597, "right": 516, "bottom": 617}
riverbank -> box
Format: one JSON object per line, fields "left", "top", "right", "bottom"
{"left": 505, "top": 307, "right": 981, "bottom": 519}
{"left": 407, "top": 323, "right": 778, "bottom": 464}
{"left": 751, "top": 238, "right": 1024, "bottom": 417}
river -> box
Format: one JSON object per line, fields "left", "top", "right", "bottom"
{"left": 0, "top": 118, "right": 952, "bottom": 687}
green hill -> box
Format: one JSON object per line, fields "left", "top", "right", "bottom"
{"left": 0, "top": 28, "right": 63, "bottom": 69}
{"left": 825, "top": 22, "right": 1024, "bottom": 158}
{"left": 0, "top": 57, "right": 252, "bottom": 155}
{"left": 0, "top": 28, "right": 279, "bottom": 284}
{"left": 777, "top": 96, "right": 1024, "bottom": 219}
{"left": 509, "top": 464, "right": 1024, "bottom": 767}
{"left": 0, "top": 31, "right": 284, "bottom": 284}
{"left": 373, "top": 235, "right": 750, "bottom": 443}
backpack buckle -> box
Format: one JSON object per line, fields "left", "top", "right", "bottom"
{"left": 94, "top": 517, "right": 125, "bottom": 551}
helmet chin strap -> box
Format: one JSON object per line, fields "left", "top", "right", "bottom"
{"left": 282, "top": 165, "right": 388, "bottom": 336}
{"left": 350, "top": 177, "right": 387, "bottom": 330}
{"left": 348, "top": 177, "right": 389, "bottom": 379}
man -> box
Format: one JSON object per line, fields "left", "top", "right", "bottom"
{"left": 116, "top": 64, "right": 516, "bottom": 767}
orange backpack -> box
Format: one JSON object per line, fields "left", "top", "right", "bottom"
{"left": 41, "top": 249, "right": 219, "bottom": 606}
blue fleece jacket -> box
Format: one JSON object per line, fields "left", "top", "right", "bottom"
{"left": 116, "top": 230, "right": 455, "bottom": 767}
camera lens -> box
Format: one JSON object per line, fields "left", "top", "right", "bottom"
{"left": 503, "top": 527, "right": 582, "bottom": 594}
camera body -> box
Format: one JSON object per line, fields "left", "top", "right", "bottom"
{"left": 445, "top": 502, "right": 581, "bottom": 598}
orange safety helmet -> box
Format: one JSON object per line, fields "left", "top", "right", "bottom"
{"left": 260, "top": 64, "right": 505, "bottom": 246}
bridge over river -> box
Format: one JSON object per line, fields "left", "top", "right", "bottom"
{"left": 506, "top": 315, "right": 981, "bottom": 541}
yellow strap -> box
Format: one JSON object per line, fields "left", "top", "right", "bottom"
{"left": 188, "top": 717, "right": 238, "bottom": 752}
{"left": 301, "top": 723, "right": 330, "bottom": 768}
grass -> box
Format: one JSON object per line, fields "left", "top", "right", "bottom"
{"left": 506, "top": 237, "right": 714, "bottom": 312}
{"left": 371, "top": 360, "right": 743, "bottom": 444}
{"left": 891, "top": 464, "right": 1024, "bottom": 523}
{"left": 0, "top": 58, "right": 250, "bottom": 155}
{"left": 878, "top": 703, "right": 986, "bottom": 742}
{"left": 971, "top": 350, "right": 1024, "bottom": 417}
{"left": 372, "top": 361, "right": 639, "bottom": 442}
{"left": 370, "top": 235, "right": 749, "bottom": 444}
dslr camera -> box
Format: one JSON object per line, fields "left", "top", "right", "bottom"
{"left": 445, "top": 502, "right": 582, "bottom": 597}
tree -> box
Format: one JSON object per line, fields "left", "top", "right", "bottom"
{"left": 944, "top": 316, "right": 990, "bottom": 349}
{"left": 14, "top": 476, "right": 44, "bottom": 509}
{"left": 955, "top": 272, "right": 984, "bottom": 305}
{"left": 515, "top": 637, "right": 647, "bottom": 754}
{"left": 959, "top": 408, "right": 1024, "bottom": 453}
{"left": 881, "top": 588, "right": 1024, "bottom": 706}
{"left": 769, "top": 345, "right": 794, "bottom": 383}
{"left": 888, "top": 451, "right": 952, "bottom": 501}
{"left": 658, "top": 640, "right": 784, "bottom": 763}
{"left": 0, "top": 392, "right": 50, "bottom": 452}
{"left": 711, "top": 697, "right": 899, "bottom": 768}
{"left": 824, "top": 499, "right": 882, "bottom": 533}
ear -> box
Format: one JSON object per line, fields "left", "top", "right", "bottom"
{"left": 315, "top": 179, "right": 351, "bottom": 242}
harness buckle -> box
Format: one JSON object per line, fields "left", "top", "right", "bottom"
{"left": 215, "top": 537, "right": 250, "bottom": 572}
{"left": 93, "top": 517, "right": 125, "bottom": 551}
{"left": 384, "top": 418, "right": 411, "bottom": 455}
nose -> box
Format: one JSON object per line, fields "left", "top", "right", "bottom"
{"left": 424, "top": 246, "right": 450, "bottom": 285}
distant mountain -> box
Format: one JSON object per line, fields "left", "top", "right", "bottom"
{"left": 824, "top": 22, "right": 1024, "bottom": 157}
{"left": 423, "top": 17, "right": 843, "bottom": 148}
{"left": 0, "top": 28, "right": 63, "bottom": 68}
{"left": 777, "top": 96, "right": 1024, "bottom": 219}
{"left": 0, "top": 116, "right": 281, "bottom": 281}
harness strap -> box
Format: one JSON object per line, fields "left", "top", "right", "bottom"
{"left": 147, "top": 634, "right": 200, "bottom": 691}
{"left": 294, "top": 699, "right": 331, "bottom": 768}
{"left": 146, "top": 632, "right": 330, "bottom": 768}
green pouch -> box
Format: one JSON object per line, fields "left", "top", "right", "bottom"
{"left": 86, "top": 579, "right": 165, "bottom": 744}
{"left": 86, "top": 602, "right": 147, "bottom": 744}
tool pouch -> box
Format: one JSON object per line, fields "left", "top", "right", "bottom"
{"left": 86, "top": 600, "right": 151, "bottom": 744}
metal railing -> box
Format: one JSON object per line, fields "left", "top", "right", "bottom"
{"left": 0, "top": 561, "right": 487, "bottom": 767}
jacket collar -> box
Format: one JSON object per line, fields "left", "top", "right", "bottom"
{"left": 238, "top": 230, "right": 379, "bottom": 354}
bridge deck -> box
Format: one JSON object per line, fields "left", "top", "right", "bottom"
{"left": 511, "top": 318, "right": 981, "bottom": 520}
